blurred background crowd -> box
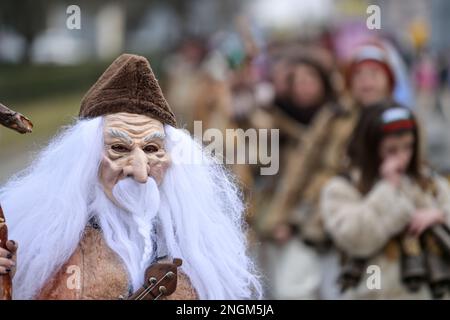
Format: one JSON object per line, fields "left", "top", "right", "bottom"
{"left": 1, "top": 0, "right": 450, "bottom": 299}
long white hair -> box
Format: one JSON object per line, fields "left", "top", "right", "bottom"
{"left": 0, "top": 117, "right": 262, "bottom": 300}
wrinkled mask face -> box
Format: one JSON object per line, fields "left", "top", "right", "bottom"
{"left": 99, "top": 112, "right": 171, "bottom": 203}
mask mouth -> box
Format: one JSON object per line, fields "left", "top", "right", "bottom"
{"left": 112, "top": 177, "right": 160, "bottom": 215}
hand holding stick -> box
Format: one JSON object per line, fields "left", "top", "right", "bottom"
{"left": 0, "top": 206, "right": 12, "bottom": 300}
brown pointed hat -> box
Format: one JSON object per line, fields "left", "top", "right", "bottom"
{"left": 79, "top": 53, "right": 177, "bottom": 127}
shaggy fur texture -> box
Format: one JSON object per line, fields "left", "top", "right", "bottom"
{"left": 79, "top": 54, "right": 177, "bottom": 127}
{"left": 37, "top": 226, "right": 197, "bottom": 300}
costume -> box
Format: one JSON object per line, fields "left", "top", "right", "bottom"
{"left": 321, "top": 172, "right": 450, "bottom": 299}
{"left": 0, "top": 54, "right": 261, "bottom": 300}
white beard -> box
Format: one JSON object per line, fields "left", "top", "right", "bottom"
{"left": 90, "top": 177, "right": 160, "bottom": 291}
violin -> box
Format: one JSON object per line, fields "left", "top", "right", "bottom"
{"left": 126, "top": 258, "right": 182, "bottom": 300}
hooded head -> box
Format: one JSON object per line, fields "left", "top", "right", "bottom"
{"left": 0, "top": 54, "right": 262, "bottom": 300}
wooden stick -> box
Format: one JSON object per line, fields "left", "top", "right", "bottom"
{"left": 0, "top": 206, "right": 12, "bottom": 300}
{"left": 0, "top": 103, "right": 33, "bottom": 134}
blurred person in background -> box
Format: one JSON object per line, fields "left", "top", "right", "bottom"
{"left": 187, "top": 25, "right": 275, "bottom": 224}
{"left": 413, "top": 49, "right": 438, "bottom": 95}
{"left": 346, "top": 43, "right": 396, "bottom": 109}
{"left": 321, "top": 103, "right": 450, "bottom": 299}
{"left": 164, "top": 37, "right": 209, "bottom": 132}
{"left": 250, "top": 52, "right": 354, "bottom": 299}
{"left": 409, "top": 47, "right": 450, "bottom": 177}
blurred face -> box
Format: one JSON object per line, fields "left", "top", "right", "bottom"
{"left": 272, "top": 60, "right": 291, "bottom": 97}
{"left": 100, "top": 112, "right": 171, "bottom": 202}
{"left": 291, "top": 64, "right": 324, "bottom": 108}
{"left": 351, "top": 61, "right": 391, "bottom": 107}
{"left": 379, "top": 132, "right": 414, "bottom": 173}
{"left": 180, "top": 40, "right": 204, "bottom": 65}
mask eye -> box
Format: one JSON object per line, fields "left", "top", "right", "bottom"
{"left": 111, "top": 144, "right": 130, "bottom": 153}
{"left": 143, "top": 144, "right": 159, "bottom": 153}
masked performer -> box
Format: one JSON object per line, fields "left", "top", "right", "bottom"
{"left": 0, "top": 54, "right": 261, "bottom": 300}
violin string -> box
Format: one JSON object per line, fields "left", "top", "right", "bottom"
{"left": 134, "top": 272, "right": 171, "bottom": 300}
{"left": 136, "top": 274, "right": 168, "bottom": 300}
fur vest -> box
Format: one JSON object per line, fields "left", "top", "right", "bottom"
{"left": 36, "top": 226, "right": 197, "bottom": 300}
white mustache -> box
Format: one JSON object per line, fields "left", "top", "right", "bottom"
{"left": 112, "top": 177, "right": 160, "bottom": 216}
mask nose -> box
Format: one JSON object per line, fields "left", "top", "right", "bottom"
{"left": 123, "top": 149, "right": 149, "bottom": 183}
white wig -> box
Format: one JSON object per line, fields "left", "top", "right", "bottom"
{"left": 0, "top": 117, "right": 262, "bottom": 300}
